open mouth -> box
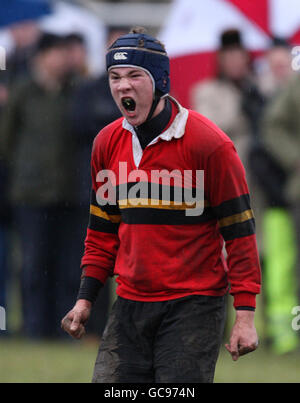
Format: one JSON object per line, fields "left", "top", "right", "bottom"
{"left": 122, "top": 97, "right": 136, "bottom": 112}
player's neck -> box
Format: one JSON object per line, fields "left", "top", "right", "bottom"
{"left": 135, "top": 98, "right": 172, "bottom": 150}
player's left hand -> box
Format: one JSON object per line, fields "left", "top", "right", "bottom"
{"left": 225, "top": 310, "right": 258, "bottom": 361}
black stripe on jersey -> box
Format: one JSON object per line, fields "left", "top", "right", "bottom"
{"left": 212, "top": 194, "right": 255, "bottom": 240}
{"left": 219, "top": 218, "right": 255, "bottom": 241}
{"left": 88, "top": 212, "right": 120, "bottom": 234}
{"left": 212, "top": 194, "right": 251, "bottom": 218}
{"left": 120, "top": 205, "right": 214, "bottom": 225}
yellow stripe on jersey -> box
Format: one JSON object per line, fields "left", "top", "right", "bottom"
{"left": 118, "top": 198, "right": 209, "bottom": 210}
{"left": 90, "top": 204, "right": 122, "bottom": 224}
{"left": 218, "top": 209, "right": 254, "bottom": 228}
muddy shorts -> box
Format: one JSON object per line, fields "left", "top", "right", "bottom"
{"left": 92, "top": 294, "right": 226, "bottom": 383}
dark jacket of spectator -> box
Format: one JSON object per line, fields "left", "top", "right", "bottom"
{"left": 0, "top": 77, "right": 76, "bottom": 206}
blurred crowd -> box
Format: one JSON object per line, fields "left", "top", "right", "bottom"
{"left": 0, "top": 21, "right": 124, "bottom": 340}
{"left": 0, "top": 20, "right": 299, "bottom": 355}
{"left": 191, "top": 29, "right": 300, "bottom": 355}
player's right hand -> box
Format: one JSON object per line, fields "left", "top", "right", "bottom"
{"left": 61, "top": 299, "right": 92, "bottom": 340}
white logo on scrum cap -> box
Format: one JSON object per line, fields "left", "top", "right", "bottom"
{"left": 114, "top": 52, "right": 128, "bottom": 60}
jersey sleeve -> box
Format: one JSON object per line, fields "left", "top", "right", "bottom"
{"left": 206, "top": 142, "right": 261, "bottom": 308}
{"left": 80, "top": 133, "right": 121, "bottom": 284}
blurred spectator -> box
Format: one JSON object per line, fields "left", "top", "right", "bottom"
{"left": 3, "top": 20, "right": 41, "bottom": 86}
{"left": 257, "top": 38, "right": 295, "bottom": 100}
{"left": 262, "top": 72, "right": 300, "bottom": 222}
{"left": 191, "top": 29, "right": 265, "bottom": 249}
{"left": 191, "top": 29, "right": 264, "bottom": 165}
{"left": 0, "top": 80, "right": 9, "bottom": 317}
{"left": 0, "top": 32, "right": 85, "bottom": 339}
{"left": 69, "top": 28, "right": 124, "bottom": 339}
{"left": 259, "top": 66, "right": 300, "bottom": 354}
{"left": 64, "top": 33, "right": 89, "bottom": 84}
{"left": 249, "top": 38, "right": 295, "bottom": 209}
{"left": 190, "top": 28, "right": 266, "bottom": 339}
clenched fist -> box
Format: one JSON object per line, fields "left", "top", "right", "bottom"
{"left": 225, "top": 310, "right": 259, "bottom": 361}
{"left": 61, "top": 299, "right": 92, "bottom": 340}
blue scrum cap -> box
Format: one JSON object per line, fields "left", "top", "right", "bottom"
{"left": 106, "top": 28, "right": 170, "bottom": 96}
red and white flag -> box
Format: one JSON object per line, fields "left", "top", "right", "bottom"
{"left": 160, "top": 0, "right": 300, "bottom": 107}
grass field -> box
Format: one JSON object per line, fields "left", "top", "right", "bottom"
{"left": 1, "top": 283, "right": 299, "bottom": 383}
{"left": 0, "top": 336, "right": 299, "bottom": 383}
